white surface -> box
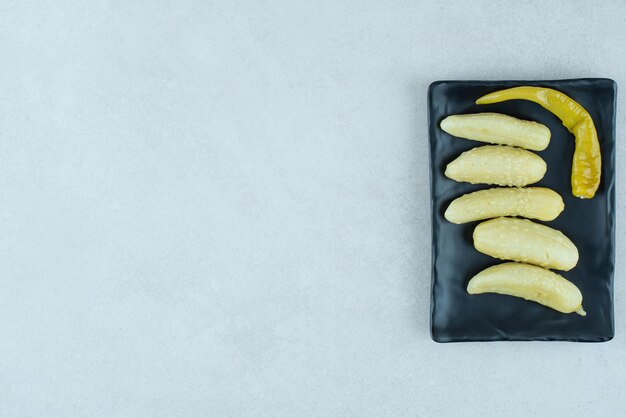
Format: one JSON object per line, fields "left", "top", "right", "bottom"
{"left": 1, "top": 1, "right": 625, "bottom": 416}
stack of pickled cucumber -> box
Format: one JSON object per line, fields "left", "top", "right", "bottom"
{"left": 441, "top": 87, "right": 602, "bottom": 316}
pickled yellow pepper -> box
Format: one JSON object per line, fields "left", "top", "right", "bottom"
{"left": 476, "top": 87, "right": 601, "bottom": 199}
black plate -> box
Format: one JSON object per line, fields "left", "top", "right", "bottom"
{"left": 428, "top": 79, "right": 616, "bottom": 342}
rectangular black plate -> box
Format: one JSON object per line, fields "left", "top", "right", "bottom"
{"left": 428, "top": 79, "right": 616, "bottom": 342}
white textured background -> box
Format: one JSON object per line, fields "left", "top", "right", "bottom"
{"left": 1, "top": 1, "right": 625, "bottom": 416}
